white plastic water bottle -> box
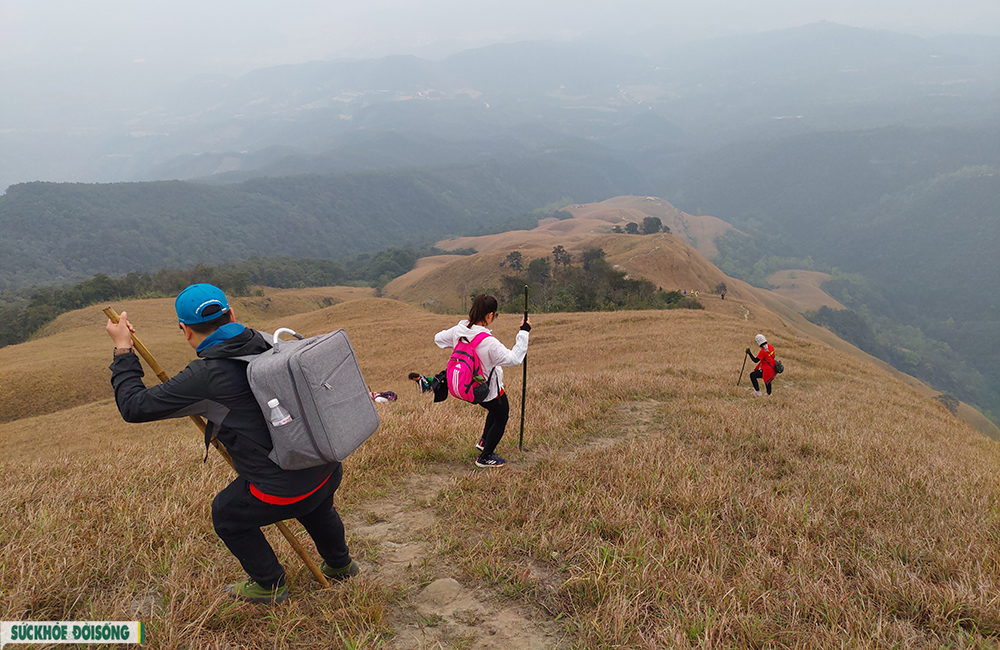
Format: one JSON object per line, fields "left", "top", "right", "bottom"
{"left": 268, "top": 399, "right": 293, "bottom": 426}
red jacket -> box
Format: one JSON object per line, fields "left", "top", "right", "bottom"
{"left": 754, "top": 344, "right": 777, "bottom": 384}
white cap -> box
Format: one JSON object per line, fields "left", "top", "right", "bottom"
{"left": 755, "top": 334, "right": 767, "bottom": 347}
{"left": 268, "top": 398, "right": 280, "bottom": 408}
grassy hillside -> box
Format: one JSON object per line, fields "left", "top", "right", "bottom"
{"left": 384, "top": 205, "right": 755, "bottom": 312}
{"left": 562, "top": 195, "right": 734, "bottom": 260}
{"left": 383, "top": 204, "right": 997, "bottom": 440}
{"left": 676, "top": 127, "right": 1000, "bottom": 427}
{"left": 0, "top": 287, "right": 371, "bottom": 426}
{"left": 3, "top": 293, "right": 1000, "bottom": 648}
{"left": 766, "top": 270, "right": 845, "bottom": 311}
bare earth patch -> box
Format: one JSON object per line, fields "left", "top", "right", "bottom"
{"left": 345, "top": 464, "right": 569, "bottom": 649}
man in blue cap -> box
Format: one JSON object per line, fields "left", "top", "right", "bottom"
{"left": 106, "top": 284, "right": 358, "bottom": 604}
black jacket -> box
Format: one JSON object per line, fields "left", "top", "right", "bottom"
{"left": 109, "top": 327, "right": 337, "bottom": 498}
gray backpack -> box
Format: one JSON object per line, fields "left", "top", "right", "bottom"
{"left": 240, "top": 327, "right": 380, "bottom": 470}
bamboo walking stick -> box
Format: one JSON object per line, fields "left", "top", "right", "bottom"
{"left": 518, "top": 285, "right": 528, "bottom": 452}
{"left": 737, "top": 351, "right": 748, "bottom": 387}
{"left": 103, "top": 307, "right": 330, "bottom": 588}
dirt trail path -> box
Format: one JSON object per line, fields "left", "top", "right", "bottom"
{"left": 341, "top": 401, "right": 660, "bottom": 649}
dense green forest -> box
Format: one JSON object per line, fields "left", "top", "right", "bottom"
{"left": 0, "top": 152, "right": 643, "bottom": 290}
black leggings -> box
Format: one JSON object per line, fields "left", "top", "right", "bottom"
{"left": 478, "top": 393, "right": 510, "bottom": 457}
{"left": 750, "top": 370, "right": 772, "bottom": 395}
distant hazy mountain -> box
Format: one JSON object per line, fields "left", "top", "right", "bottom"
{"left": 3, "top": 23, "right": 999, "bottom": 191}
{"left": 149, "top": 130, "right": 584, "bottom": 184}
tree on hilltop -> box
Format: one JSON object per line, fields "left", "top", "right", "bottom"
{"left": 581, "top": 247, "right": 606, "bottom": 272}
{"left": 641, "top": 216, "right": 662, "bottom": 234}
{"left": 527, "top": 257, "right": 551, "bottom": 286}
{"left": 501, "top": 251, "right": 523, "bottom": 271}
{"left": 552, "top": 245, "right": 572, "bottom": 267}
{"left": 625, "top": 222, "right": 639, "bottom": 235}
{"left": 483, "top": 244, "right": 703, "bottom": 314}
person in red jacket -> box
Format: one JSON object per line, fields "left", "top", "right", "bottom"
{"left": 746, "top": 333, "right": 776, "bottom": 396}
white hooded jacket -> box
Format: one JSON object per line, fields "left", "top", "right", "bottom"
{"left": 434, "top": 319, "right": 529, "bottom": 402}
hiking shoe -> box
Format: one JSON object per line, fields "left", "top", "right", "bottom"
{"left": 475, "top": 439, "right": 485, "bottom": 451}
{"left": 224, "top": 579, "right": 289, "bottom": 604}
{"left": 475, "top": 453, "right": 506, "bottom": 468}
{"left": 321, "top": 560, "right": 360, "bottom": 581}
{"left": 751, "top": 390, "right": 762, "bottom": 397}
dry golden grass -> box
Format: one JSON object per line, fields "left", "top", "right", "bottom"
{"left": 751, "top": 285, "right": 1000, "bottom": 441}
{"left": 0, "top": 287, "right": 370, "bottom": 424}
{"left": 433, "top": 309, "right": 1000, "bottom": 648}
{"left": 386, "top": 229, "right": 758, "bottom": 315}
{"left": 766, "top": 270, "right": 846, "bottom": 312}
{"left": 436, "top": 196, "right": 733, "bottom": 260}
{"left": 3, "top": 294, "right": 1000, "bottom": 648}
{"left": 563, "top": 196, "right": 735, "bottom": 259}
{"left": 395, "top": 203, "right": 995, "bottom": 441}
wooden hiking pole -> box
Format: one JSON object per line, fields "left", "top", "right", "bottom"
{"left": 103, "top": 307, "right": 330, "bottom": 588}
{"left": 737, "top": 350, "right": 748, "bottom": 386}
{"left": 518, "top": 285, "right": 528, "bottom": 451}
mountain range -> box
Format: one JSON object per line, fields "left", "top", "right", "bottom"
{"left": 3, "top": 23, "right": 1000, "bottom": 191}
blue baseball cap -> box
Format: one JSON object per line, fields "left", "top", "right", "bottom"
{"left": 175, "top": 284, "right": 231, "bottom": 325}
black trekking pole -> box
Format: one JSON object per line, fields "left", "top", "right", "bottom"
{"left": 737, "top": 350, "right": 748, "bottom": 386}
{"left": 519, "top": 285, "right": 529, "bottom": 451}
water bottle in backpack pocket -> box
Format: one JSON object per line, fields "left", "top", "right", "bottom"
{"left": 447, "top": 332, "right": 495, "bottom": 403}
{"left": 268, "top": 399, "right": 293, "bottom": 426}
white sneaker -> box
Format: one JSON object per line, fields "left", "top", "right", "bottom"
{"left": 751, "top": 390, "right": 762, "bottom": 397}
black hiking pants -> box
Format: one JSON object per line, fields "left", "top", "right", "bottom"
{"left": 478, "top": 393, "right": 510, "bottom": 458}
{"left": 212, "top": 464, "right": 351, "bottom": 589}
{"left": 750, "top": 370, "right": 772, "bottom": 395}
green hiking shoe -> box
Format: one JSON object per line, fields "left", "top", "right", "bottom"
{"left": 321, "top": 560, "right": 360, "bottom": 581}
{"left": 224, "top": 579, "right": 289, "bottom": 604}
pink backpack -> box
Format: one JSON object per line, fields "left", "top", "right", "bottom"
{"left": 447, "top": 332, "right": 494, "bottom": 403}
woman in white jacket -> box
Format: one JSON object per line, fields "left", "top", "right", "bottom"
{"left": 435, "top": 294, "right": 530, "bottom": 468}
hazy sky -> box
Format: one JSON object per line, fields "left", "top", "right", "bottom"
{"left": 3, "top": 0, "right": 1000, "bottom": 76}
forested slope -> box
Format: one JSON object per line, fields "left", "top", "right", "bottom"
{"left": 0, "top": 153, "right": 644, "bottom": 289}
